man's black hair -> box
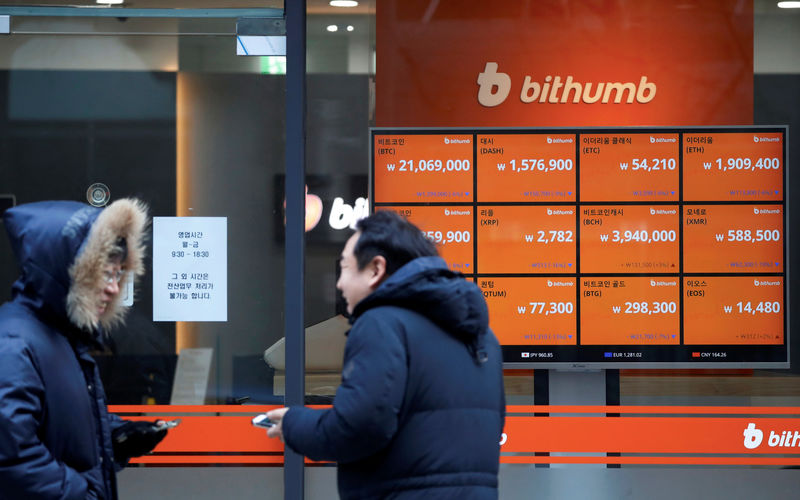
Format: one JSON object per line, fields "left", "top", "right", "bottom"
{"left": 353, "top": 211, "right": 438, "bottom": 275}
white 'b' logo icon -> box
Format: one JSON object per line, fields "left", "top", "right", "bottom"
{"left": 547, "top": 137, "right": 552, "bottom": 144}
{"left": 743, "top": 423, "right": 763, "bottom": 449}
{"left": 477, "top": 62, "right": 511, "bottom": 107}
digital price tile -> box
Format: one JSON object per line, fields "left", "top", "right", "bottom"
{"left": 476, "top": 133, "right": 576, "bottom": 202}
{"left": 684, "top": 132, "right": 784, "bottom": 202}
{"left": 377, "top": 205, "right": 474, "bottom": 273}
{"left": 683, "top": 204, "right": 783, "bottom": 273}
{"left": 580, "top": 205, "right": 679, "bottom": 274}
{"left": 684, "top": 276, "right": 783, "bottom": 345}
{"left": 373, "top": 134, "right": 473, "bottom": 203}
{"left": 580, "top": 277, "right": 680, "bottom": 345}
{"left": 579, "top": 133, "right": 679, "bottom": 202}
{"left": 479, "top": 277, "right": 577, "bottom": 345}
{"left": 477, "top": 205, "right": 576, "bottom": 274}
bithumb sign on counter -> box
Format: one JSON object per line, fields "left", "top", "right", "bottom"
{"left": 743, "top": 423, "right": 800, "bottom": 450}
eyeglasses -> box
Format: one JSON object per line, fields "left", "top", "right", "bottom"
{"left": 102, "top": 268, "right": 126, "bottom": 284}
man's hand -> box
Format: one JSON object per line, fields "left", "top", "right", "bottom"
{"left": 265, "top": 407, "right": 289, "bottom": 442}
{"left": 111, "top": 420, "right": 168, "bottom": 460}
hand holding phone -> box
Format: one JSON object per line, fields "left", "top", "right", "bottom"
{"left": 112, "top": 419, "right": 172, "bottom": 460}
{"left": 257, "top": 408, "right": 289, "bottom": 441}
{"left": 154, "top": 419, "right": 181, "bottom": 431}
{"left": 252, "top": 414, "right": 275, "bottom": 428}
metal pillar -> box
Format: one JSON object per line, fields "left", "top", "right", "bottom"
{"left": 284, "top": 0, "right": 306, "bottom": 498}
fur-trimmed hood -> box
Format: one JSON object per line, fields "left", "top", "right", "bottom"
{"left": 3, "top": 198, "right": 148, "bottom": 334}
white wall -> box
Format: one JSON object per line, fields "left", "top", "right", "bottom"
{"left": 755, "top": 12, "right": 800, "bottom": 74}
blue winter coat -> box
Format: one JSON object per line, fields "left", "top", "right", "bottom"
{"left": 283, "top": 256, "right": 506, "bottom": 499}
{"left": 0, "top": 200, "right": 147, "bottom": 500}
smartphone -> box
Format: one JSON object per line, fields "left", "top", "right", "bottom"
{"left": 154, "top": 419, "right": 181, "bottom": 430}
{"left": 252, "top": 414, "right": 275, "bottom": 428}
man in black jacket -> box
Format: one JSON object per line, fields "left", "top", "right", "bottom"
{"left": 266, "top": 210, "right": 505, "bottom": 499}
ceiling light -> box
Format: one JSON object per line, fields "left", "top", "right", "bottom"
{"left": 777, "top": 1, "right": 800, "bottom": 7}
{"left": 326, "top": 25, "right": 338, "bottom": 32}
{"left": 330, "top": 1, "right": 359, "bottom": 7}
{"left": 346, "top": 25, "right": 355, "bottom": 32}
{"left": 96, "top": 0, "right": 124, "bottom": 4}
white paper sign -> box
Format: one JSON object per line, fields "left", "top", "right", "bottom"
{"left": 121, "top": 270, "right": 134, "bottom": 307}
{"left": 152, "top": 217, "right": 227, "bottom": 321}
{"left": 169, "top": 348, "right": 213, "bottom": 405}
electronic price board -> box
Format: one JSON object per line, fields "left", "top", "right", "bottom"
{"left": 371, "top": 127, "right": 789, "bottom": 368}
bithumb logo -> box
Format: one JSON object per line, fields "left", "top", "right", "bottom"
{"left": 754, "top": 135, "right": 780, "bottom": 143}
{"left": 754, "top": 279, "right": 781, "bottom": 287}
{"left": 650, "top": 208, "right": 676, "bottom": 215}
{"left": 477, "top": 62, "right": 656, "bottom": 107}
{"left": 650, "top": 136, "right": 676, "bottom": 144}
{"left": 743, "top": 423, "right": 763, "bottom": 449}
{"left": 743, "top": 423, "right": 800, "bottom": 450}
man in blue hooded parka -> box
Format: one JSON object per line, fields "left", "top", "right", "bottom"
{"left": 266, "top": 210, "right": 506, "bottom": 499}
{"left": 0, "top": 199, "right": 167, "bottom": 500}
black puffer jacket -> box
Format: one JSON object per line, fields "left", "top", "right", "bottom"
{"left": 283, "top": 256, "right": 505, "bottom": 499}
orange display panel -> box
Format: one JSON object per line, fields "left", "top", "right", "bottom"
{"left": 684, "top": 276, "right": 784, "bottom": 345}
{"left": 683, "top": 204, "right": 783, "bottom": 273}
{"left": 377, "top": 205, "right": 473, "bottom": 273}
{"left": 580, "top": 277, "right": 680, "bottom": 345}
{"left": 580, "top": 133, "right": 679, "bottom": 202}
{"left": 373, "top": 134, "right": 473, "bottom": 203}
{"left": 580, "top": 205, "right": 679, "bottom": 273}
{"left": 479, "top": 277, "right": 577, "bottom": 345}
{"left": 371, "top": 127, "right": 787, "bottom": 366}
{"left": 477, "top": 205, "right": 576, "bottom": 274}
{"left": 476, "top": 133, "right": 576, "bottom": 202}
{"left": 684, "top": 132, "right": 784, "bottom": 202}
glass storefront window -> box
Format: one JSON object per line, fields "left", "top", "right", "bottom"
{"left": 0, "top": 5, "right": 288, "bottom": 498}
{"left": 300, "top": 0, "right": 800, "bottom": 498}
{"left": 1, "top": 1, "right": 798, "bottom": 498}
